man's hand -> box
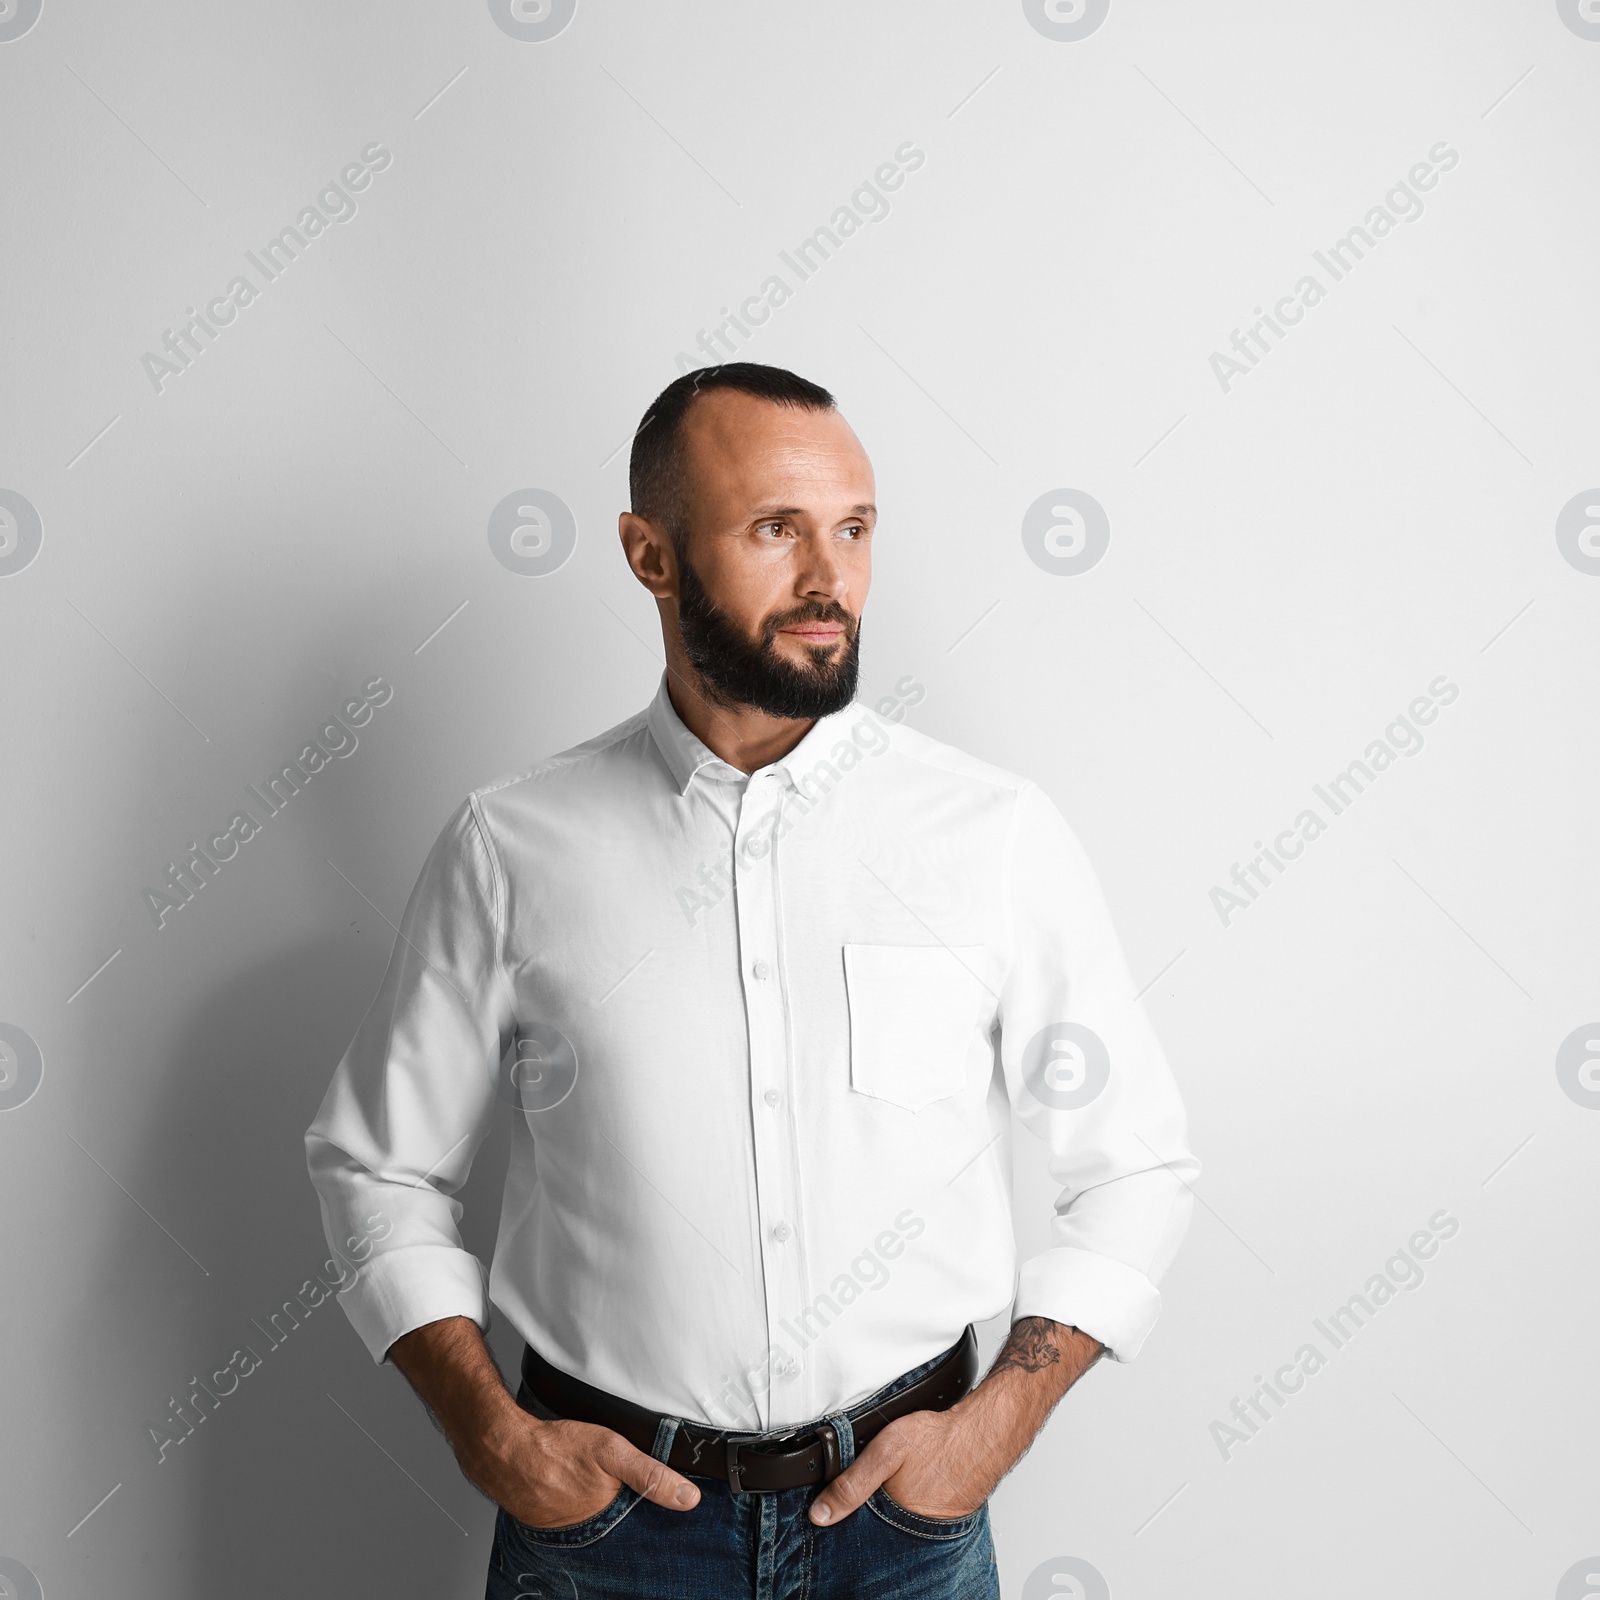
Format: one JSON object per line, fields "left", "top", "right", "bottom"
{"left": 469, "top": 1407, "right": 698, "bottom": 1528}
{"left": 811, "top": 1406, "right": 990, "bottom": 1523}
{"left": 809, "top": 1317, "right": 1103, "bottom": 1526}
{"left": 388, "top": 1315, "right": 701, "bottom": 1528}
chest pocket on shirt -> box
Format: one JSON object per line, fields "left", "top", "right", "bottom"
{"left": 843, "top": 943, "right": 991, "bottom": 1112}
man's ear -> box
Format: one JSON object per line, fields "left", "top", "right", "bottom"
{"left": 619, "top": 511, "right": 678, "bottom": 600}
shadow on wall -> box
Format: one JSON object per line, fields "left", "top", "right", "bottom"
{"left": 107, "top": 930, "right": 516, "bottom": 1597}
{"left": 52, "top": 439, "right": 623, "bottom": 1594}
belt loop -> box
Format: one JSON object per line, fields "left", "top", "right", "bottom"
{"left": 821, "top": 1411, "right": 855, "bottom": 1476}
{"left": 651, "top": 1414, "right": 680, "bottom": 1464}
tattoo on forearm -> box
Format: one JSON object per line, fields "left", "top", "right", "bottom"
{"left": 989, "top": 1316, "right": 1064, "bottom": 1377}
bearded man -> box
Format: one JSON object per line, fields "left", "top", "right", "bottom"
{"left": 306, "top": 361, "right": 1199, "bottom": 1599}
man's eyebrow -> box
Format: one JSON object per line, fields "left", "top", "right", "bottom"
{"left": 746, "top": 504, "right": 877, "bottom": 519}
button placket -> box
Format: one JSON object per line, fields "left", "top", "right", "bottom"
{"left": 732, "top": 774, "right": 805, "bottom": 1421}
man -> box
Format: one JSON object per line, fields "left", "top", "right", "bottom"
{"left": 306, "top": 363, "right": 1199, "bottom": 1598}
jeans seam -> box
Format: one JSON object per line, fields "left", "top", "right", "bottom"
{"left": 508, "top": 1488, "right": 634, "bottom": 1548}
{"left": 802, "top": 1504, "right": 812, "bottom": 1600}
{"left": 865, "top": 1489, "right": 981, "bottom": 1542}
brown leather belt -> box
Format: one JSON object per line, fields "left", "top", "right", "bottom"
{"left": 517, "top": 1327, "right": 978, "bottom": 1494}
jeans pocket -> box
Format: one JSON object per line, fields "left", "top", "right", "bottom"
{"left": 866, "top": 1487, "right": 984, "bottom": 1541}
{"left": 502, "top": 1486, "right": 638, "bottom": 1549}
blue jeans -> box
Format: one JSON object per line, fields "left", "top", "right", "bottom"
{"left": 484, "top": 1346, "right": 1000, "bottom": 1600}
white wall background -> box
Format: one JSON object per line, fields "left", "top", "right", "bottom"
{"left": 2, "top": 2, "right": 1597, "bottom": 1596}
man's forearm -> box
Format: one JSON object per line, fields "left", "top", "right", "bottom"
{"left": 389, "top": 1315, "right": 522, "bottom": 1471}
{"left": 925, "top": 1315, "right": 1104, "bottom": 1509}
{"left": 963, "top": 1316, "right": 1104, "bottom": 1473}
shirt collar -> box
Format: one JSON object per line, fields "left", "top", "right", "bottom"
{"left": 645, "top": 673, "right": 875, "bottom": 796}
{"left": 646, "top": 675, "right": 733, "bottom": 794}
{"left": 763, "top": 696, "right": 876, "bottom": 789}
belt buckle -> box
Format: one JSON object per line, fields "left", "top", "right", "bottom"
{"left": 725, "top": 1426, "right": 836, "bottom": 1494}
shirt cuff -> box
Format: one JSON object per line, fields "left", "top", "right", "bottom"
{"left": 1014, "top": 1246, "right": 1164, "bottom": 1363}
{"left": 337, "top": 1244, "right": 490, "bottom": 1364}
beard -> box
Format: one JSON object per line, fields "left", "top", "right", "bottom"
{"left": 675, "top": 550, "right": 861, "bottom": 720}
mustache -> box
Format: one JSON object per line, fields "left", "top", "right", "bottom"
{"left": 763, "top": 600, "right": 857, "bottom": 641}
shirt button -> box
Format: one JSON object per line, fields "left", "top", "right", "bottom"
{"left": 772, "top": 1222, "right": 792, "bottom": 1243}
{"left": 752, "top": 959, "right": 770, "bottom": 981}
{"left": 763, "top": 1089, "right": 780, "bottom": 1108}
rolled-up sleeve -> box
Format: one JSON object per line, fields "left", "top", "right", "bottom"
{"left": 1000, "top": 783, "right": 1200, "bottom": 1362}
{"left": 305, "top": 797, "right": 514, "bottom": 1363}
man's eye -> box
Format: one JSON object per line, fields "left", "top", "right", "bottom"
{"left": 757, "top": 522, "right": 788, "bottom": 538}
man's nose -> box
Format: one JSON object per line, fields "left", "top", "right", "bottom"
{"left": 795, "top": 534, "right": 850, "bottom": 601}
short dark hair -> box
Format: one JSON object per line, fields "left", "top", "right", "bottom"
{"left": 629, "top": 363, "right": 836, "bottom": 547}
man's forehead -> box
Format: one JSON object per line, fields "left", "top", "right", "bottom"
{"left": 683, "top": 394, "right": 872, "bottom": 492}
{"left": 683, "top": 391, "right": 859, "bottom": 454}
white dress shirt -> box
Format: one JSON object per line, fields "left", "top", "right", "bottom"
{"left": 306, "top": 677, "right": 1198, "bottom": 1431}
